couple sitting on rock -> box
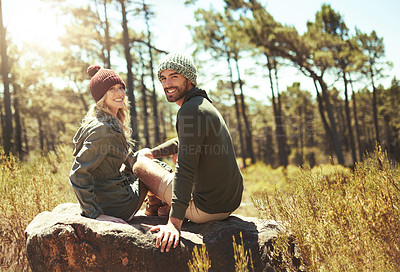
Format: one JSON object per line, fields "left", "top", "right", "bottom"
{"left": 69, "top": 52, "right": 243, "bottom": 253}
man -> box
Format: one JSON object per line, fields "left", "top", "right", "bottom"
{"left": 131, "top": 52, "right": 243, "bottom": 253}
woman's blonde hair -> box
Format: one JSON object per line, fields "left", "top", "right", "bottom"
{"left": 82, "top": 94, "right": 134, "bottom": 145}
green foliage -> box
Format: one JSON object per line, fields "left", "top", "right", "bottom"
{"left": 254, "top": 146, "right": 400, "bottom": 271}
{"left": 0, "top": 146, "right": 76, "bottom": 271}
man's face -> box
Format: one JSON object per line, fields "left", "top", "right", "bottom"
{"left": 159, "top": 69, "right": 192, "bottom": 106}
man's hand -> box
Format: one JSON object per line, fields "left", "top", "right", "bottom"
{"left": 96, "top": 214, "right": 128, "bottom": 225}
{"left": 150, "top": 217, "right": 183, "bottom": 253}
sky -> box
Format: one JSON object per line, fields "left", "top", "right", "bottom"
{"left": 2, "top": 0, "right": 399, "bottom": 101}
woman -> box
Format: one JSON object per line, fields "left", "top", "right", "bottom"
{"left": 69, "top": 65, "right": 147, "bottom": 224}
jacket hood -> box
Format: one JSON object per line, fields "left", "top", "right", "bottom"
{"left": 182, "top": 87, "right": 212, "bottom": 106}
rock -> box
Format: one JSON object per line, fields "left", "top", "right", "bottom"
{"left": 25, "top": 203, "right": 284, "bottom": 272}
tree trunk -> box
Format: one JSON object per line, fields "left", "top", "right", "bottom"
{"left": 265, "top": 53, "right": 288, "bottom": 167}
{"left": 317, "top": 78, "right": 345, "bottom": 164}
{"left": 383, "top": 113, "right": 393, "bottom": 156}
{"left": 226, "top": 50, "right": 246, "bottom": 168}
{"left": 233, "top": 52, "right": 255, "bottom": 164}
{"left": 143, "top": 0, "right": 161, "bottom": 146}
{"left": 0, "top": 103, "right": 6, "bottom": 149}
{"left": 103, "top": 0, "right": 111, "bottom": 68}
{"left": 79, "top": 93, "right": 89, "bottom": 112}
{"left": 160, "top": 109, "right": 167, "bottom": 143}
{"left": 271, "top": 57, "right": 288, "bottom": 166}
{"left": 48, "top": 130, "right": 56, "bottom": 152}
{"left": 263, "top": 126, "right": 274, "bottom": 165}
{"left": 370, "top": 67, "right": 380, "bottom": 146}
{"left": 12, "top": 83, "right": 23, "bottom": 159}
{"left": 22, "top": 119, "right": 29, "bottom": 154}
{"left": 0, "top": 0, "right": 13, "bottom": 155}
{"left": 343, "top": 72, "right": 357, "bottom": 164}
{"left": 37, "top": 116, "right": 44, "bottom": 152}
{"left": 139, "top": 48, "right": 150, "bottom": 147}
{"left": 298, "top": 107, "right": 304, "bottom": 165}
{"left": 313, "top": 80, "right": 333, "bottom": 156}
{"left": 349, "top": 75, "right": 363, "bottom": 159}
{"left": 119, "top": 0, "right": 139, "bottom": 146}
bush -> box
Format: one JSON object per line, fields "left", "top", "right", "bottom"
{"left": 254, "top": 147, "right": 400, "bottom": 271}
{"left": 0, "top": 146, "right": 76, "bottom": 271}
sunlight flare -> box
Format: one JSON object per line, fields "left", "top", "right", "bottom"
{"left": 3, "top": 0, "right": 67, "bottom": 50}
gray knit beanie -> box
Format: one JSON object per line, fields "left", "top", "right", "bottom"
{"left": 157, "top": 52, "right": 197, "bottom": 86}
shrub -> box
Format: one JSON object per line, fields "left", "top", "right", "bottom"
{"left": 0, "top": 146, "right": 75, "bottom": 271}
{"left": 254, "top": 147, "right": 400, "bottom": 271}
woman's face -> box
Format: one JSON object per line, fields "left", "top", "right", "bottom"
{"left": 104, "top": 83, "right": 125, "bottom": 115}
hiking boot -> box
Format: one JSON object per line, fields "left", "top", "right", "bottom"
{"left": 157, "top": 204, "right": 171, "bottom": 217}
{"left": 144, "top": 192, "right": 163, "bottom": 216}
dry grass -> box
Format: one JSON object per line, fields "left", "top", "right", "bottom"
{"left": 1, "top": 146, "right": 398, "bottom": 271}
{"left": 254, "top": 147, "right": 400, "bottom": 271}
{"left": 187, "top": 232, "right": 254, "bottom": 272}
{"left": 0, "top": 146, "right": 75, "bottom": 271}
{"left": 232, "top": 232, "right": 254, "bottom": 272}
{"left": 188, "top": 244, "right": 211, "bottom": 272}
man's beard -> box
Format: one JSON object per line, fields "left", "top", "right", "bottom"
{"left": 165, "top": 80, "right": 190, "bottom": 102}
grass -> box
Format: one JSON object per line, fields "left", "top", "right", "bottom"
{"left": 0, "top": 146, "right": 76, "bottom": 271}
{"left": 187, "top": 232, "right": 254, "bottom": 272}
{"left": 253, "top": 146, "right": 400, "bottom": 271}
{"left": 1, "top": 146, "right": 399, "bottom": 271}
{"left": 188, "top": 244, "right": 211, "bottom": 272}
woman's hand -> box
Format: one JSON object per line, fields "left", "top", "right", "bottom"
{"left": 137, "top": 148, "right": 154, "bottom": 160}
{"left": 172, "top": 153, "right": 178, "bottom": 164}
{"left": 96, "top": 214, "right": 128, "bottom": 225}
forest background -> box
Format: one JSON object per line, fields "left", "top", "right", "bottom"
{"left": 1, "top": 0, "right": 399, "bottom": 167}
{"left": 1, "top": 0, "right": 400, "bottom": 271}
{"left": 0, "top": 0, "right": 399, "bottom": 167}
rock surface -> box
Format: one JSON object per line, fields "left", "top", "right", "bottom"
{"left": 25, "top": 203, "right": 283, "bottom": 272}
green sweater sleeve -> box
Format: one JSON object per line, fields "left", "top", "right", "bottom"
{"left": 151, "top": 137, "right": 179, "bottom": 158}
{"left": 69, "top": 125, "right": 111, "bottom": 219}
{"left": 170, "top": 106, "right": 205, "bottom": 220}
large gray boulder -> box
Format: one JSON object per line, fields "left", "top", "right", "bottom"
{"left": 25, "top": 203, "right": 286, "bottom": 272}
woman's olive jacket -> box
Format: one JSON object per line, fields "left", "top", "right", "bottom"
{"left": 69, "top": 114, "right": 139, "bottom": 221}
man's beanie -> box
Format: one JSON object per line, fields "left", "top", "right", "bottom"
{"left": 87, "top": 65, "right": 126, "bottom": 102}
{"left": 157, "top": 52, "right": 197, "bottom": 86}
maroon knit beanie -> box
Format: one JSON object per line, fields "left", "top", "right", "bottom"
{"left": 87, "top": 65, "right": 126, "bottom": 102}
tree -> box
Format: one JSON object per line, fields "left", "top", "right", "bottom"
{"left": 99, "top": 0, "right": 112, "bottom": 68}
{"left": 141, "top": 0, "right": 161, "bottom": 146}
{"left": 356, "top": 28, "right": 392, "bottom": 146}
{"left": 225, "top": 11, "right": 256, "bottom": 164}
{"left": 349, "top": 74, "right": 363, "bottom": 159}
{"left": 318, "top": 4, "right": 358, "bottom": 164}
{"left": 138, "top": 45, "right": 150, "bottom": 147}
{"left": 225, "top": 0, "right": 293, "bottom": 167}
{"left": 379, "top": 77, "right": 400, "bottom": 161}
{"left": 0, "top": 0, "right": 13, "bottom": 155}
{"left": 190, "top": 8, "right": 248, "bottom": 166}
{"left": 118, "top": 0, "right": 139, "bottom": 145}
{"left": 281, "top": 82, "right": 316, "bottom": 166}
{"left": 299, "top": 4, "right": 346, "bottom": 164}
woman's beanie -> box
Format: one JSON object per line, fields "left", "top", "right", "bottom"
{"left": 87, "top": 65, "right": 126, "bottom": 102}
{"left": 157, "top": 52, "right": 197, "bottom": 86}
